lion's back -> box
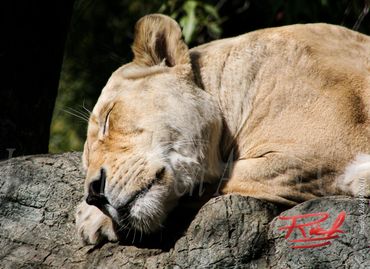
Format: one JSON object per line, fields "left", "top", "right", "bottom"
{"left": 191, "top": 23, "right": 370, "bottom": 79}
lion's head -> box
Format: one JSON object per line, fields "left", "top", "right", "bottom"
{"left": 82, "top": 14, "right": 222, "bottom": 234}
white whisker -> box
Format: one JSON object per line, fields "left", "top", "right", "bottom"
{"left": 132, "top": 228, "right": 137, "bottom": 244}
{"left": 125, "top": 225, "right": 132, "bottom": 239}
{"left": 66, "top": 106, "right": 90, "bottom": 119}
{"left": 63, "top": 109, "right": 89, "bottom": 122}
{"left": 139, "top": 230, "right": 143, "bottom": 243}
{"left": 81, "top": 100, "right": 92, "bottom": 115}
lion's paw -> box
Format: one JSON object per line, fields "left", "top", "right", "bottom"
{"left": 75, "top": 201, "right": 118, "bottom": 245}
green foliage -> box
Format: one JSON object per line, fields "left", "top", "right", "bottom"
{"left": 50, "top": 0, "right": 370, "bottom": 153}
{"left": 159, "top": 0, "right": 222, "bottom": 43}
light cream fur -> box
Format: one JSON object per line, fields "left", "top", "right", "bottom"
{"left": 76, "top": 14, "right": 370, "bottom": 244}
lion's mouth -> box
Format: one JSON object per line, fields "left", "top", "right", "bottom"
{"left": 106, "top": 179, "right": 167, "bottom": 234}
{"left": 112, "top": 182, "right": 154, "bottom": 218}
{"left": 127, "top": 178, "right": 157, "bottom": 205}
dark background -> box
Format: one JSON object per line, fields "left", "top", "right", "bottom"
{"left": 1, "top": 0, "right": 369, "bottom": 159}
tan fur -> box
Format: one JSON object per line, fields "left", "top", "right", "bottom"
{"left": 76, "top": 14, "right": 370, "bottom": 244}
{"left": 192, "top": 23, "right": 370, "bottom": 204}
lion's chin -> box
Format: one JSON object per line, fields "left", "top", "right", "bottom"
{"left": 112, "top": 191, "right": 172, "bottom": 234}
{"left": 109, "top": 207, "right": 166, "bottom": 236}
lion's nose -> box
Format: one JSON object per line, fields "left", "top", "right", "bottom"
{"left": 86, "top": 168, "right": 109, "bottom": 208}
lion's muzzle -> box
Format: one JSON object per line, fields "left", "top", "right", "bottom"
{"left": 85, "top": 165, "right": 171, "bottom": 234}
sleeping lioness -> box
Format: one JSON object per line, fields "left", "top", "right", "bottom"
{"left": 75, "top": 14, "right": 370, "bottom": 244}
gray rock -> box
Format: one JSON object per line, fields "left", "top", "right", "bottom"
{"left": 0, "top": 153, "right": 369, "bottom": 268}
{"left": 267, "top": 197, "right": 370, "bottom": 269}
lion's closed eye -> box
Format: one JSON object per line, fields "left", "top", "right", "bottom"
{"left": 102, "top": 108, "right": 113, "bottom": 135}
{"left": 99, "top": 105, "right": 115, "bottom": 139}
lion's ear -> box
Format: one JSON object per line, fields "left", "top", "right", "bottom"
{"left": 132, "top": 14, "right": 190, "bottom": 67}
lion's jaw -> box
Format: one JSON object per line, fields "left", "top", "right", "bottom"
{"left": 82, "top": 63, "right": 222, "bottom": 233}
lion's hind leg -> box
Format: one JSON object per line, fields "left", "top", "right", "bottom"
{"left": 220, "top": 154, "right": 321, "bottom": 207}
{"left": 336, "top": 154, "right": 370, "bottom": 198}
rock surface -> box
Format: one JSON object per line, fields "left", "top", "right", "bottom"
{"left": 0, "top": 153, "right": 369, "bottom": 268}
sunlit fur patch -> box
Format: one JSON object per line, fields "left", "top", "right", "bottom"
{"left": 119, "top": 62, "right": 169, "bottom": 80}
